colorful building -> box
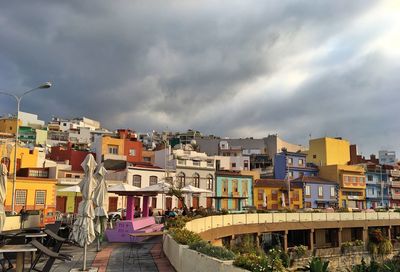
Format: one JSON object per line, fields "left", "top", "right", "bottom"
{"left": 389, "top": 168, "right": 400, "bottom": 207}
{"left": 55, "top": 168, "right": 84, "bottom": 213}
{"left": 94, "top": 129, "right": 143, "bottom": 164}
{"left": 5, "top": 167, "right": 57, "bottom": 212}
{"left": 319, "top": 165, "right": 366, "bottom": 209}
{"left": 292, "top": 176, "right": 338, "bottom": 208}
{"left": 214, "top": 171, "right": 253, "bottom": 211}
{"left": 48, "top": 143, "right": 94, "bottom": 171}
{"left": 274, "top": 151, "right": 318, "bottom": 180}
{"left": 307, "top": 137, "right": 350, "bottom": 166}
{"left": 0, "top": 144, "right": 41, "bottom": 174}
{"left": 365, "top": 164, "right": 389, "bottom": 208}
{"left": 254, "top": 179, "right": 303, "bottom": 210}
{"left": 0, "top": 117, "right": 20, "bottom": 134}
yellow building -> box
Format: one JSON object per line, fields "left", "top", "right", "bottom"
{"left": 319, "top": 165, "right": 366, "bottom": 209}
{"left": 307, "top": 137, "right": 350, "bottom": 166}
{"left": 0, "top": 118, "right": 21, "bottom": 134}
{"left": 254, "top": 179, "right": 303, "bottom": 210}
{"left": 0, "top": 143, "right": 39, "bottom": 174}
{"left": 56, "top": 170, "right": 84, "bottom": 213}
{"left": 5, "top": 169, "right": 57, "bottom": 212}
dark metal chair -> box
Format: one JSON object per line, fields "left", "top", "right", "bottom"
{"left": 28, "top": 240, "right": 72, "bottom": 272}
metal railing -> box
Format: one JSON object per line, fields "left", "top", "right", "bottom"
{"left": 185, "top": 212, "right": 400, "bottom": 234}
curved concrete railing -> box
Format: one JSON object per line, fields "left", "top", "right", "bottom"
{"left": 185, "top": 212, "right": 400, "bottom": 234}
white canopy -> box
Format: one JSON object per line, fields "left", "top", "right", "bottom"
{"left": 136, "top": 181, "right": 171, "bottom": 193}
{"left": 58, "top": 185, "right": 81, "bottom": 193}
{"left": 0, "top": 163, "right": 7, "bottom": 233}
{"left": 93, "top": 164, "right": 108, "bottom": 218}
{"left": 107, "top": 183, "right": 139, "bottom": 193}
{"left": 181, "top": 185, "right": 212, "bottom": 194}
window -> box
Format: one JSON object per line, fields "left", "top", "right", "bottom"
{"left": 35, "top": 190, "right": 46, "bottom": 205}
{"left": 368, "top": 175, "right": 373, "bottom": 181}
{"left": 108, "top": 145, "right": 118, "bottom": 154}
{"left": 298, "top": 159, "right": 304, "bottom": 166}
{"left": 244, "top": 160, "right": 249, "bottom": 170}
{"left": 288, "top": 158, "right": 293, "bottom": 165}
{"left": 313, "top": 155, "right": 317, "bottom": 159}
{"left": 133, "top": 175, "right": 141, "bottom": 187}
{"left": 231, "top": 163, "right": 236, "bottom": 168}
{"left": 305, "top": 185, "right": 311, "bottom": 196}
{"left": 330, "top": 187, "right": 335, "bottom": 197}
{"left": 149, "top": 176, "right": 158, "bottom": 186}
{"left": 207, "top": 160, "right": 214, "bottom": 167}
{"left": 143, "top": 157, "right": 151, "bottom": 162}
{"left": 193, "top": 173, "right": 200, "bottom": 188}
{"left": 193, "top": 160, "right": 200, "bottom": 166}
{"left": 177, "top": 172, "right": 185, "bottom": 188}
{"left": 258, "top": 189, "right": 264, "bottom": 201}
{"left": 271, "top": 190, "right": 278, "bottom": 201}
{"left": 15, "top": 190, "right": 27, "bottom": 205}
{"left": 288, "top": 171, "right": 293, "bottom": 178}
{"left": 206, "top": 175, "right": 213, "bottom": 190}
{"left": 66, "top": 174, "right": 72, "bottom": 178}
{"left": 233, "top": 180, "right": 238, "bottom": 193}
{"left": 223, "top": 179, "right": 228, "bottom": 193}
{"left": 351, "top": 176, "right": 356, "bottom": 182}
{"left": 318, "top": 186, "right": 323, "bottom": 197}
{"left": 129, "top": 149, "right": 136, "bottom": 156}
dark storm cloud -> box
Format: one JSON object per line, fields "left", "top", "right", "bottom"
{"left": 1, "top": 0, "right": 395, "bottom": 155}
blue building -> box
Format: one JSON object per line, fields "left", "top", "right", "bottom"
{"left": 292, "top": 176, "right": 338, "bottom": 208}
{"left": 214, "top": 171, "right": 253, "bottom": 211}
{"left": 274, "top": 151, "right": 318, "bottom": 180}
{"left": 365, "top": 164, "right": 389, "bottom": 208}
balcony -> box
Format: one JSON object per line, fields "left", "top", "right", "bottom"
{"left": 102, "top": 154, "right": 127, "bottom": 161}
{"left": 58, "top": 177, "right": 81, "bottom": 185}
{"left": 391, "top": 181, "right": 400, "bottom": 188}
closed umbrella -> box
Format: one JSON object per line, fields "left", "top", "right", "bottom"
{"left": 93, "top": 163, "right": 108, "bottom": 251}
{"left": 71, "top": 154, "right": 97, "bottom": 271}
{"left": 0, "top": 163, "right": 7, "bottom": 233}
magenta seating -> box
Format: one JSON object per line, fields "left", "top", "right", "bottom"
{"left": 105, "top": 217, "right": 164, "bottom": 243}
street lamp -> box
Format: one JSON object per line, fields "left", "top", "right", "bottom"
{"left": 0, "top": 82, "right": 52, "bottom": 213}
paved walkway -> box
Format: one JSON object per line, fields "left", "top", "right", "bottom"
{"left": 29, "top": 236, "right": 175, "bottom": 272}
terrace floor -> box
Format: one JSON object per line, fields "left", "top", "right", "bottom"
{"left": 19, "top": 236, "right": 174, "bottom": 272}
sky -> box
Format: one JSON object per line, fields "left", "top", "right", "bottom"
{"left": 0, "top": 1, "right": 400, "bottom": 157}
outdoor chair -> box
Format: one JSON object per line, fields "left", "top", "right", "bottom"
{"left": 28, "top": 240, "right": 72, "bottom": 272}
{"left": 0, "top": 233, "right": 26, "bottom": 272}
{"left": 30, "top": 229, "right": 73, "bottom": 271}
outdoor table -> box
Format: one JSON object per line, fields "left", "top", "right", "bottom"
{"left": 0, "top": 244, "right": 37, "bottom": 272}
{"left": 128, "top": 231, "right": 165, "bottom": 264}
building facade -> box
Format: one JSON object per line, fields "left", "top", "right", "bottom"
{"left": 274, "top": 151, "right": 318, "bottom": 180}
{"left": 214, "top": 171, "right": 253, "bottom": 211}
{"left": 292, "top": 176, "right": 338, "bottom": 209}
{"left": 365, "top": 164, "right": 389, "bottom": 208}
{"left": 254, "top": 179, "right": 303, "bottom": 210}
{"left": 307, "top": 137, "right": 350, "bottom": 166}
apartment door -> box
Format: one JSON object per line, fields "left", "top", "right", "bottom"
{"left": 108, "top": 197, "right": 118, "bottom": 212}
{"left": 222, "top": 199, "right": 228, "bottom": 210}
{"left": 165, "top": 197, "right": 172, "bottom": 210}
{"left": 206, "top": 197, "right": 213, "bottom": 209}
{"left": 151, "top": 197, "right": 157, "bottom": 209}
{"left": 178, "top": 198, "right": 185, "bottom": 209}
{"left": 192, "top": 196, "right": 199, "bottom": 209}
{"left": 56, "top": 196, "right": 67, "bottom": 213}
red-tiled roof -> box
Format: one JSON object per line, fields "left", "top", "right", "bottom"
{"left": 254, "top": 179, "right": 302, "bottom": 189}
{"left": 291, "top": 176, "right": 337, "bottom": 184}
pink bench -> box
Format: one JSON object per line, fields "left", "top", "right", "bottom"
{"left": 105, "top": 217, "right": 163, "bottom": 243}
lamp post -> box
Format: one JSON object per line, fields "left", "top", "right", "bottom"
{"left": 0, "top": 82, "right": 52, "bottom": 213}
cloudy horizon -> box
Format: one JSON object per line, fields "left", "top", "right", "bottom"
{"left": 1, "top": 1, "right": 399, "bottom": 157}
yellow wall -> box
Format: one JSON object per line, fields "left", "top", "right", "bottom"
{"left": 307, "top": 137, "right": 350, "bottom": 166}
{"left": 240, "top": 170, "right": 260, "bottom": 181}
{"left": 101, "top": 136, "right": 124, "bottom": 156}
{"left": 0, "top": 118, "right": 21, "bottom": 134}
{"left": 253, "top": 187, "right": 303, "bottom": 210}
{"left": 0, "top": 144, "right": 39, "bottom": 174}
{"left": 5, "top": 177, "right": 57, "bottom": 211}
{"left": 56, "top": 188, "right": 81, "bottom": 213}
{"left": 319, "top": 164, "right": 366, "bottom": 208}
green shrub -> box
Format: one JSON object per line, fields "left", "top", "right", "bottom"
{"left": 169, "top": 228, "right": 202, "bottom": 245}
{"left": 234, "top": 253, "right": 285, "bottom": 272}
{"left": 292, "top": 245, "right": 308, "bottom": 258}
{"left": 164, "top": 216, "right": 192, "bottom": 230}
{"left": 354, "top": 240, "right": 364, "bottom": 247}
{"left": 195, "top": 244, "right": 236, "bottom": 260}
{"left": 301, "top": 257, "right": 329, "bottom": 272}
{"left": 378, "top": 239, "right": 393, "bottom": 255}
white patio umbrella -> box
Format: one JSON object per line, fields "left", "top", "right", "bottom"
{"left": 181, "top": 185, "right": 212, "bottom": 194}
{"left": 135, "top": 181, "right": 171, "bottom": 193}
{"left": 58, "top": 185, "right": 81, "bottom": 193}
{"left": 281, "top": 192, "right": 286, "bottom": 208}
{"left": 71, "top": 154, "right": 97, "bottom": 271}
{"left": 0, "top": 163, "right": 7, "bottom": 233}
{"left": 107, "top": 183, "right": 140, "bottom": 193}
{"left": 93, "top": 164, "right": 108, "bottom": 251}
